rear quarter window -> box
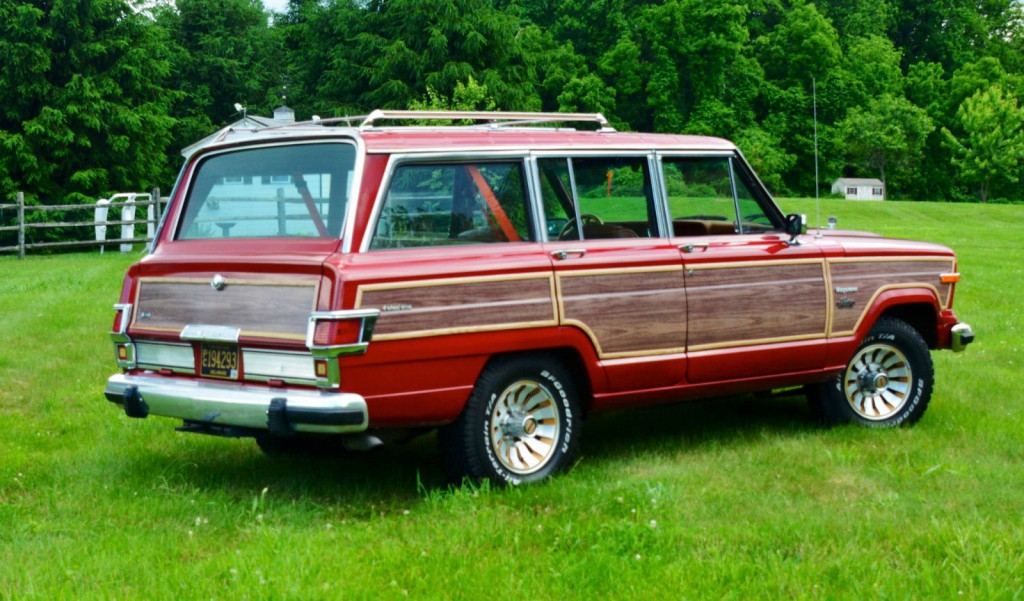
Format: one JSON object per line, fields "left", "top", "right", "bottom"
{"left": 370, "top": 161, "right": 534, "bottom": 249}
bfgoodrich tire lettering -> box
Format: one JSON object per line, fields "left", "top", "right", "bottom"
{"left": 439, "top": 355, "right": 582, "bottom": 485}
{"left": 810, "top": 317, "right": 934, "bottom": 427}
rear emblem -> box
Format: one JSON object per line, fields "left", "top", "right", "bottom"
{"left": 210, "top": 274, "right": 227, "bottom": 291}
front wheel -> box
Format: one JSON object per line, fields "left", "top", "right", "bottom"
{"left": 810, "top": 317, "right": 934, "bottom": 427}
{"left": 439, "top": 356, "right": 582, "bottom": 485}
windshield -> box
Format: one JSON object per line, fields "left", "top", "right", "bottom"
{"left": 176, "top": 142, "right": 356, "bottom": 240}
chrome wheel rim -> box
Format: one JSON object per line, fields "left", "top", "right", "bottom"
{"left": 844, "top": 343, "right": 913, "bottom": 420}
{"left": 489, "top": 379, "right": 561, "bottom": 475}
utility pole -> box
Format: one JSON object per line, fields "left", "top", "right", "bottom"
{"left": 813, "top": 77, "right": 821, "bottom": 234}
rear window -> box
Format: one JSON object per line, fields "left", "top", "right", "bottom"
{"left": 177, "top": 143, "right": 356, "bottom": 239}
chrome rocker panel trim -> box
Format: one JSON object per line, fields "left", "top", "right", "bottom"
{"left": 104, "top": 373, "right": 368, "bottom": 434}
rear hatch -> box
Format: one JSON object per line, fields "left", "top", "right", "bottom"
{"left": 119, "top": 140, "right": 358, "bottom": 385}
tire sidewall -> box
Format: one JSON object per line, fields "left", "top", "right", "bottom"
{"left": 478, "top": 362, "right": 578, "bottom": 485}
{"left": 829, "top": 321, "right": 932, "bottom": 427}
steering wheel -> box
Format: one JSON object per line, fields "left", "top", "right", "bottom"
{"left": 558, "top": 213, "right": 603, "bottom": 240}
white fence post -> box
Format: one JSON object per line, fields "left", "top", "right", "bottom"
{"left": 94, "top": 197, "right": 111, "bottom": 254}
{"left": 119, "top": 193, "right": 136, "bottom": 252}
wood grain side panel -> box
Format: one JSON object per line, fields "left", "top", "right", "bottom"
{"left": 359, "top": 276, "right": 556, "bottom": 338}
{"left": 686, "top": 263, "right": 827, "bottom": 348}
{"left": 829, "top": 259, "right": 954, "bottom": 334}
{"left": 134, "top": 280, "right": 317, "bottom": 339}
{"left": 559, "top": 270, "right": 686, "bottom": 356}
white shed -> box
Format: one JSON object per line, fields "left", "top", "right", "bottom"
{"left": 831, "top": 178, "right": 885, "bottom": 201}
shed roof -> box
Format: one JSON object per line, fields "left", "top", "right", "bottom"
{"left": 834, "top": 177, "right": 884, "bottom": 186}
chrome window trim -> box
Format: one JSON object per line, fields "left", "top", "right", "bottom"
{"left": 524, "top": 156, "right": 549, "bottom": 243}
{"left": 653, "top": 150, "right": 736, "bottom": 158}
{"left": 727, "top": 157, "right": 743, "bottom": 234}
{"left": 648, "top": 152, "right": 671, "bottom": 238}
{"left": 563, "top": 158, "right": 586, "bottom": 239}
{"left": 166, "top": 138, "right": 362, "bottom": 245}
{"left": 534, "top": 152, "right": 665, "bottom": 240}
{"left": 340, "top": 135, "right": 367, "bottom": 253}
{"left": 359, "top": 152, "right": 535, "bottom": 253}
{"left": 522, "top": 155, "right": 545, "bottom": 243}
{"left": 530, "top": 149, "right": 661, "bottom": 159}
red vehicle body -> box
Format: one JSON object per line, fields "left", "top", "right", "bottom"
{"left": 105, "top": 111, "right": 973, "bottom": 483}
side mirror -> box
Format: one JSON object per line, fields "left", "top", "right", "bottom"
{"left": 784, "top": 213, "right": 806, "bottom": 244}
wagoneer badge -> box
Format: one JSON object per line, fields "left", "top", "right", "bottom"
{"left": 381, "top": 303, "right": 413, "bottom": 312}
{"left": 834, "top": 286, "right": 859, "bottom": 309}
{"left": 210, "top": 274, "right": 226, "bottom": 291}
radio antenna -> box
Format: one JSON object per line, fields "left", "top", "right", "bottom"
{"left": 812, "top": 77, "right": 821, "bottom": 237}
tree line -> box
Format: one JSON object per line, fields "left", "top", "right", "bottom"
{"left": 2, "top": 0, "right": 1023, "bottom": 207}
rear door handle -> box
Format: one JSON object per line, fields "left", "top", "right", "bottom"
{"left": 551, "top": 248, "right": 587, "bottom": 260}
{"left": 679, "top": 243, "right": 710, "bottom": 253}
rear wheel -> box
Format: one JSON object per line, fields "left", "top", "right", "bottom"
{"left": 810, "top": 317, "right": 934, "bottom": 427}
{"left": 439, "top": 356, "right": 582, "bottom": 485}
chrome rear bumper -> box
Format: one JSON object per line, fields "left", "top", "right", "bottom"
{"left": 104, "top": 373, "right": 367, "bottom": 434}
{"left": 951, "top": 323, "right": 975, "bottom": 352}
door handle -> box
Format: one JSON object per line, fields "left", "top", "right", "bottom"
{"left": 679, "top": 243, "right": 710, "bottom": 253}
{"left": 550, "top": 248, "right": 587, "bottom": 260}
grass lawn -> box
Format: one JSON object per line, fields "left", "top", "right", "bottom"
{"left": 1, "top": 198, "right": 1022, "bottom": 599}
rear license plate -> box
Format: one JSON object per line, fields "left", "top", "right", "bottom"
{"left": 200, "top": 343, "right": 238, "bottom": 379}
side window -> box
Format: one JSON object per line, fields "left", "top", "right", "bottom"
{"left": 663, "top": 157, "right": 737, "bottom": 236}
{"left": 663, "top": 156, "right": 779, "bottom": 236}
{"left": 539, "top": 156, "right": 657, "bottom": 240}
{"left": 370, "top": 161, "right": 534, "bottom": 249}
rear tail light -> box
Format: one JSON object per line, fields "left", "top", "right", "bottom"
{"left": 306, "top": 309, "right": 380, "bottom": 389}
{"left": 305, "top": 310, "right": 380, "bottom": 353}
{"left": 112, "top": 303, "right": 132, "bottom": 334}
{"left": 111, "top": 303, "right": 135, "bottom": 369}
{"left": 313, "top": 319, "right": 363, "bottom": 347}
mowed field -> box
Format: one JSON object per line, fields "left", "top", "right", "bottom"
{"left": 1, "top": 198, "right": 1022, "bottom": 599}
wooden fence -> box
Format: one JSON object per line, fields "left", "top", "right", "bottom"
{"left": 0, "top": 188, "right": 168, "bottom": 258}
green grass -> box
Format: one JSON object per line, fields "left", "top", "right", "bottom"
{"left": 1, "top": 198, "right": 1022, "bottom": 599}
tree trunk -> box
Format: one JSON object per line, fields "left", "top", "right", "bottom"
{"left": 980, "top": 180, "right": 989, "bottom": 203}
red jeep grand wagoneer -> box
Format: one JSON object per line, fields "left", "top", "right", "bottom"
{"left": 105, "top": 110, "right": 974, "bottom": 484}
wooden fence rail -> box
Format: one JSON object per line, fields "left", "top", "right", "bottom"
{"left": 0, "top": 188, "right": 168, "bottom": 258}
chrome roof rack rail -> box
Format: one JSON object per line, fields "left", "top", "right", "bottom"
{"left": 358, "top": 110, "right": 616, "bottom": 132}
{"left": 260, "top": 115, "right": 369, "bottom": 131}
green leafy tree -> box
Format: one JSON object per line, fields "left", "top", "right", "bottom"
{"left": 836, "top": 94, "right": 934, "bottom": 196}
{"left": 942, "top": 85, "right": 1024, "bottom": 202}
{"left": 155, "top": 0, "right": 284, "bottom": 158}
{"left": 733, "top": 126, "right": 796, "bottom": 194}
{"left": 0, "top": 0, "right": 176, "bottom": 203}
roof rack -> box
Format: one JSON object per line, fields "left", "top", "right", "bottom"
{"left": 357, "top": 110, "right": 615, "bottom": 132}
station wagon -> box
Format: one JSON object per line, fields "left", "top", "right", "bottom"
{"left": 105, "top": 110, "right": 974, "bottom": 483}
